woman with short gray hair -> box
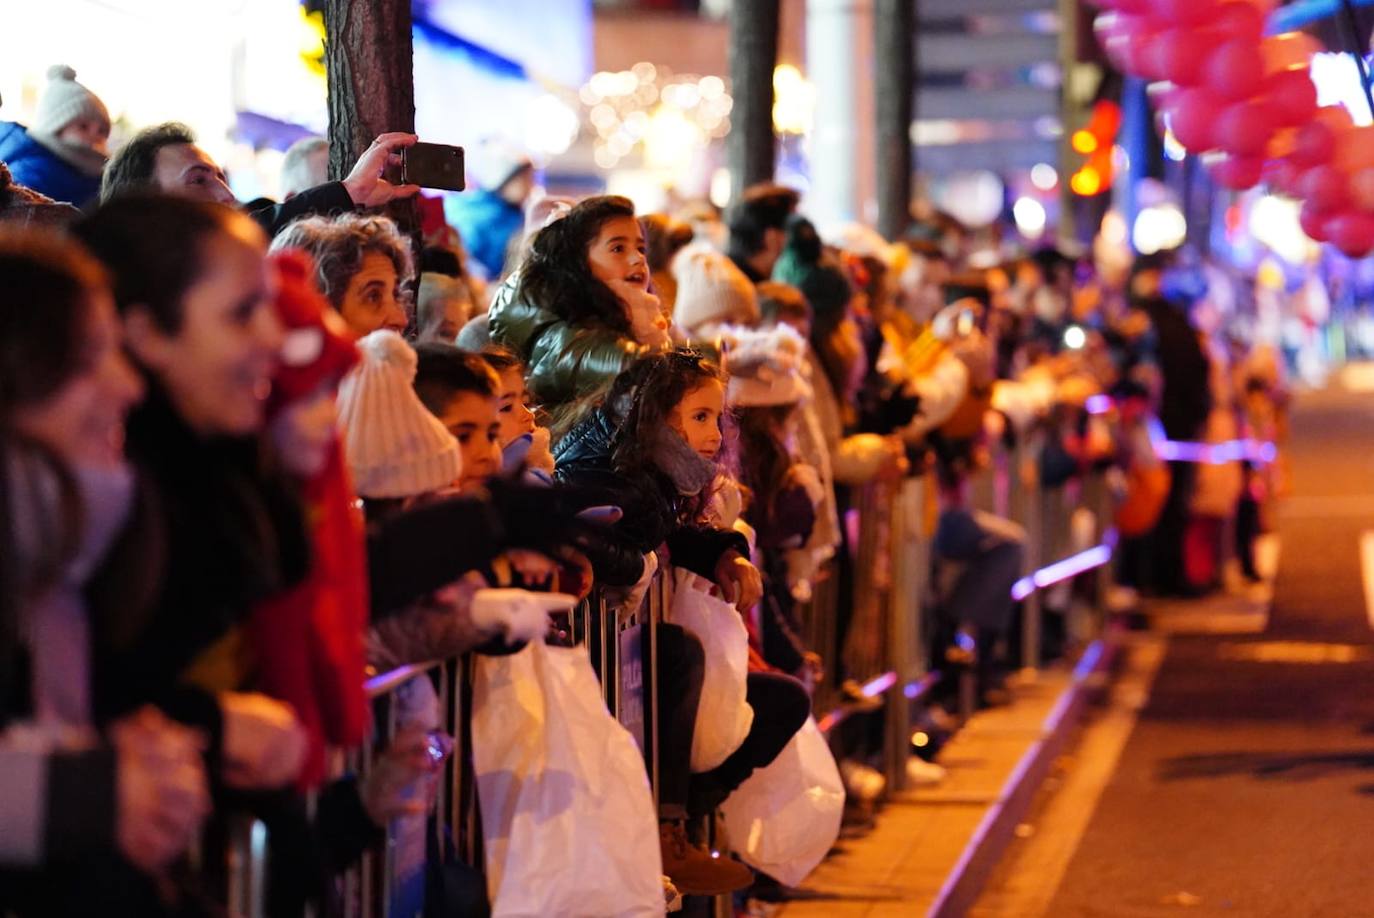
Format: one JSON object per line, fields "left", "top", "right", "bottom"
{"left": 272, "top": 213, "right": 414, "bottom": 338}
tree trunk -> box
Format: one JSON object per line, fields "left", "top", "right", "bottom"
{"left": 727, "top": 0, "right": 781, "bottom": 200}
{"left": 324, "top": 0, "right": 419, "bottom": 238}
{"left": 875, "top": 0, "right": 914, "bottom": 241}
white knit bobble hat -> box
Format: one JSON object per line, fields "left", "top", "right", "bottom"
{"left": 672, "top": 248, "right": 760, "bottom": 333}
{"left": 721, "top": 324, "right": 813, "bottom": 408}
{"left": 33, "top": 66, "right": 111, "bottom": 137}
{"left": 336, "top": 330, "right": 462, "bottom": 499}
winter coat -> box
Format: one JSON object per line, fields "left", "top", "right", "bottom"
{"left": 488, "top": 288, "right": 647, "bottom": 410}
{"left": 0, "top": 122, "right": 103, "bottom": 209}
{"left": 0, "top": 163, "right": 78, "bottom": 230}
{"left": 245, "top": 182, "right": 356, "bottom": 240}
{"left": 553, "top": 407, "right": 748, "bottom": 585}
{"left": 448, "top": 188, "right": 523, "bottom": 280}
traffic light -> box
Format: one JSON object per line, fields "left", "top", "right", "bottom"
{"left": 1069, "top": 100, "right": 1121, "bottom": 196}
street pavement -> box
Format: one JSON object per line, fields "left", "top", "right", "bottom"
{"left": 1046, "top": 381, "right": 1374, "bottom": 916}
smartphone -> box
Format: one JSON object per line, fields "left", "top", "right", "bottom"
{"left": 395, "top": 142, "right": 465, "bottom": 191}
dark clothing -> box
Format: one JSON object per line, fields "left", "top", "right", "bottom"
{"left": 687, "top": 672, "right": 810, "bottom": 817}
{"left": 652, "top": 623, "right": 706, "bottom": 821}
{"left": 554, "top": 408, "right": 748, "bottom": 585}
{"left": 245, "top": 182, "right": 356, "bottom": 239}
{"left": 726, "top": 247, "right": 766, "bottom": 284}
{"left": 934, "top": 508, "right": 1026, "bottom": 635}
{"left": 1138, "top": 297, "right": 1211, "bottom": 441}
{"left": 92, "top": 383, "right": 309, "bottom": 728}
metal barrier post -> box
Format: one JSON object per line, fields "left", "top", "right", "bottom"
{"left": 1021, "top": 436, "right": 1045, "bottom": 675}
{"left": 885, "top": 475, "right": 927, "bottom": 790}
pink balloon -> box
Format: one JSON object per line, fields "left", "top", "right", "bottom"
{"left": 1212, "top": 2, "right": 1265, "bottom": 42}
{"left": 1154, "top": 0, "right": 1223, "bottom": 25}
{"left": 1300, "top": 165, "right": 1349, "bottom": 213}
{"left": 1147, "top": 28, "right": 1213, "bottom": 86}
{"left": 1262, "top": 158, "right": 1302, "bottom": 197}
{"left": 1266, "top": 68, "right": 1318, "bottom": 126}
{"left": 1328, "top": 212, "right": 1374, "bottom": 257}
{"left": 1300, "top": 201, "right": 1333, "bottom": 242}
{"left": 1168, "top": 87, "right": 1224, "bottom": 151}
{"left": 1215, "top": 98, "right": 1281, "bottom": 156}
{"left": 1209, "top": 153, "right": 1264, "bottom": 189}
{"left": 1122, "top": 17, "right": 1168, "bottom": 79}
{"left": 1292, "top": 120, "right": 1338, "bottom": 168}
{"left": 1351, "top": 168, "right": 1374, "bottom": 211}
{"left": 1205, "top": 39, "right": 1266, "bottom": 100}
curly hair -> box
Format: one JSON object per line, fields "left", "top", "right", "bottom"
{"left": 515, "top": 195, "right": 636, "bottom": 337}
{"left": 606, "top": 348, "right": 727, "bottom": 522}
{"left": 271, "top": 213, "right": 415, "bottom": 310}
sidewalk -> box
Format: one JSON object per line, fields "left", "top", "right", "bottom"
{"left": 775, "top": 643, "right": 1114, "bottom": 918}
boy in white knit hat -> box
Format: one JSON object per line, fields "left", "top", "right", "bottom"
{"left": 0, "top": 65, "right": 110, "bottom": 207}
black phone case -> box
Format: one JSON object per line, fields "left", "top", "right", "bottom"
{"left": 402, "top": 143, "right": 466, "bottom": 192}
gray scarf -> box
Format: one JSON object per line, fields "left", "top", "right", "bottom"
{"left": 651, "top": 428, "right": 717, "bottom": 497}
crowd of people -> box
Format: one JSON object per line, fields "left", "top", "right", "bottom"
{"left": 0, "top": 66, "right": 1288, "bottom": 916}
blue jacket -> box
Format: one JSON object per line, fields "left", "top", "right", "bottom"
{"left": 448, "top": 188, "right": 523, "bottom": 280}
{"left": 0, "top": 122, "right": 102, "bottom": 210}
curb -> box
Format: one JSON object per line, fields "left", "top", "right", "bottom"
{"left": 926, "top": 635, "right": 1123, "bottom": 918}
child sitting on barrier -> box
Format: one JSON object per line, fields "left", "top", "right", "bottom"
{"left": 555, "top": 349, "right": 811, "bottom": 896}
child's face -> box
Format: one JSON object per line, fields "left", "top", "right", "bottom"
{"left": 669, "top": 378, "right": 725, "bottom": 461}
{"left": 587, "top": 216, "right": 649, "bottom": 291}
{"left": 494, "top": 366, "right": 537, "bottom": 448}
{"left": 434, "top": 391, "right": 502, "bottom": 490}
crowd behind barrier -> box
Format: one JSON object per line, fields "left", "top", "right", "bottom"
{"left": 0, "top": 72, "right": 1293, "bottom": 918}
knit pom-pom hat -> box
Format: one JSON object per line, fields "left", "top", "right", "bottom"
{"left": 719, "top": 324, "right": 813, "bottom": 408}
{"left": 336, "top": 330, "right": 462, "bottom": 498}
{"left": 34, "top": 65, "right": 111, "bottom": 137}
{"left": 671, "top": 247, "right": 759, "bottom": 332}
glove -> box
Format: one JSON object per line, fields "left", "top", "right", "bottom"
{"left": 469, "top": 589, "right": 579, "bottom": 643}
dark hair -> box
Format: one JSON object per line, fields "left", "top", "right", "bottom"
{"left": 413, "top": 343, "right": 499, "bottom": 416}
{"left": 942, "top": 271, "right": 991, "bottom": 308}
{"left": 725, "top": 183, "right": 800, "bottom": 256}
{"left": 420, "top": 245, "right": 464, "bottom": 278}
{"left": 757, "top": 281, "right": 811, "bottom": 325}
{"left": 0, "top": 230, "right": 107, "bottom": 717}
{"left": 516, "top": 195, "right": 637, "bottom": 337}
{"left": 100, "top": 121, "right": 197, "bottom": 203}
{"left": 73, "top": 194, "right": 253, "bottom": 332}
{"left": 607, "top": 349, "right": 724, "bottom": 518}
{"left": 479, "top": 344, "right": 525, "bottom": 375}
{"left": 735, "top": 404, "right": 794, "bottom": 533}
{"left": 641, "top": 213, "right": 694, "bottom": 275}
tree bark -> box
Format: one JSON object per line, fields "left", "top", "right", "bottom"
{"left": 323, "top": 0, "right": 419, "bottom": 238}
{"left": 727, "top": 0, "right": 781, "bottom": 200}
{"left": 875, "top": 0, "right": 914, "bottom": 241}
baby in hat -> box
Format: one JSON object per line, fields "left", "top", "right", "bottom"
{"left": 0, "top": 65, "right": 111, "bottom": 207}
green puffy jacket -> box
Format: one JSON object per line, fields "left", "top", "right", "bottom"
{"left": 487, "top": 277, "right": 647, "bottom": 409}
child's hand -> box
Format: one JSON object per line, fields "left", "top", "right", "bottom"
{"left": 714, "top": 550, "right": 763, "bottom": 613}
{"left": 110, "top": 707, "right": 210, "bottom": 874}
{"left": 612, "top": 280, "right": 672, "bottom": 349}
{"left": 218, "top": 692, "right": 308, "bottom": 789}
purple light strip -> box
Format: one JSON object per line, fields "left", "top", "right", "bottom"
{"left": 1011, "top": 532, "right": 1117, "bottom": 601}
{"left": 1148, "top": 417, "right": 1275, "bottom": 465}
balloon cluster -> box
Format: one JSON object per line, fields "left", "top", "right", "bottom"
{"left": 1091, "top": 0, "right": 1374, "bottom": 257}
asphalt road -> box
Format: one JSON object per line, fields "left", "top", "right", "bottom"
{"left": 1046, "top": 381, "right": 1374, "bottom": 917}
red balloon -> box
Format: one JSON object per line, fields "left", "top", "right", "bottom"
{"left": 1266, "top": 68, "right": 1318, "bottom": 126}
{"left": 1205, "top": 39, "right": 1266, "bottom": 99}
{"left": 1292, "top": 120, "right": 1338, "bottom": 168}
{"left": 1212, "top": 2, "right": 1265, "bottom": 42}
{"left": 1328, "top": 212, "right": 1374, "bottom": 257}
{"left": 1209, "top": 154, "right": 1264, "bottom": 189}
{"left": 1168, "top": 87, "right": 1224, "bottom": 151}
{"left": 1300, "top": 165, "right": 1349, "bottom": 213}
{"left": 1147, "top": 28, "right": 1213, "bottom": 86}
{"left": 1300, "top": 201, "right": 1333, "bottom": 241}
{"left": 1261, "top": 32, "right": 1322, "bottom": 74}
{"left": 1154, "top": 0, "right": 1223, "bottom": 25}
{"left": 1215, "top": 98, "right": 1281, "bottom": 156}
{"left": 1122, "top": 17, "right": 1168, "bottom": 79}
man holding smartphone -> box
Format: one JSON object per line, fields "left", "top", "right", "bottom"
{"left": 100, "top": 123, "right": 421, "bottom": 237}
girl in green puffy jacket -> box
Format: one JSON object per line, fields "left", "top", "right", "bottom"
{"left": 487, "top": 195, "right": 671, "bottom": 424}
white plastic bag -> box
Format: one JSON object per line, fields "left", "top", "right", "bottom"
{"left": 669, "top": 568, "right": 753, "bottom": 772}
{"left": 720, "top": 716, "right": 844, "bottom": 887}
{"left": 472, "top": 641, "right": 665, "bottom": 917}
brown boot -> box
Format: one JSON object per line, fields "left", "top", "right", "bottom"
{"left": 658, "top": 820, "right": 754, "bottom": 896}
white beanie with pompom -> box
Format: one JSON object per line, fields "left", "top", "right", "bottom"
{"left": 336, "top": 330, "right": 462, "bottom": 498}
{"left": 33, "top": 65, "right": 111, "bottom": 138}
